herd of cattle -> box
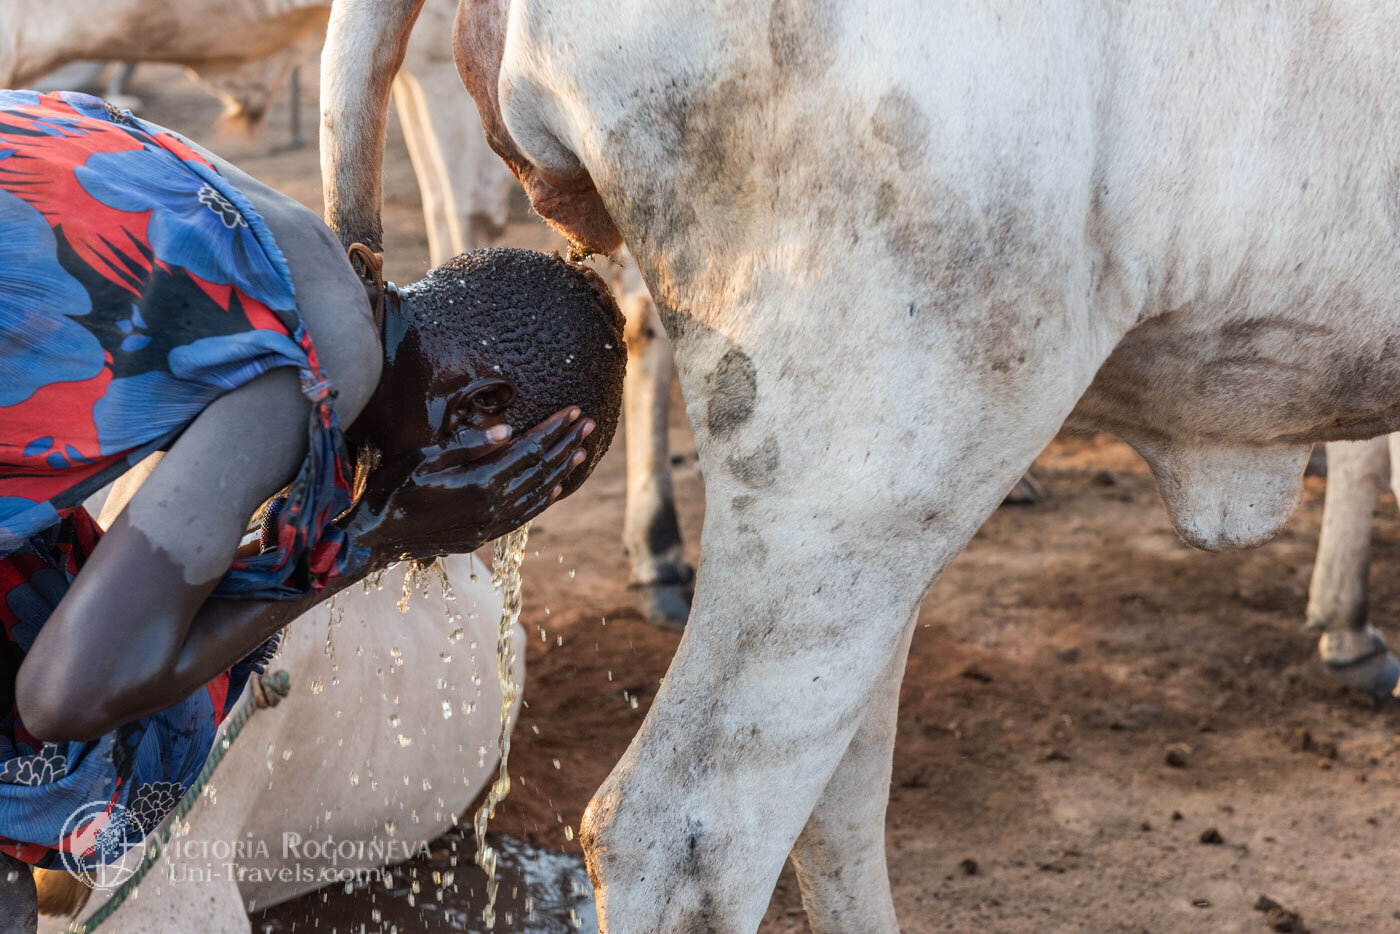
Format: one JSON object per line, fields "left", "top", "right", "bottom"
{"left": 12, "top": 1, "right": 1400, "bottom": 931}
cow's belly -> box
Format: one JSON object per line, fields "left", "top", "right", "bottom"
{"left": 1069, "top": 306, "right": 1400, "bottom": 448}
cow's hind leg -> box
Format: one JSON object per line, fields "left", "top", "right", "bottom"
{"left": 618, "top": 267, "right": 692, "bottom": 630}
{"left": 1306, "top": 437, "right": 1400, "bottom": 697}
{"left": 788, "top": 623, "right": 913, "bottom": 933}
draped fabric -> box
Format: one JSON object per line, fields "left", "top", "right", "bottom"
{"left": 0, "top": 91, "right": 367, "bottom": 870}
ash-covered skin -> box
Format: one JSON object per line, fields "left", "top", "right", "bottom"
{"left": 351, "top": 248, "right": 627, "bottom": 499}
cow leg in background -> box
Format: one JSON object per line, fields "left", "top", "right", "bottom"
{"left": 189, "top": 35, "right": 323, "bottom": 139}
{"left": 103, "top": 63, "right": 140, "bottom": 113}
{"left": 393, "top": 68, "right": 468, "bottom": 265}
{"left": 617, "top": 262, "right": 692, "bottom": 630}
{"left": 1306, "top": 437, "right": 1400, "bottom": 697}
{"left": 1004, "top": 469, "right": 1049, "bottom": 504}
{"left": 397, "top": 0, "right": 514, "bottom": 265}
{"left": 788, "top": 624, "right": 913, "bottom": 933}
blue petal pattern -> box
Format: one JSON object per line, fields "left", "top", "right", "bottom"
{"left": 0, "top": 185, "right": 101, "bottom": 407}
{"left": 76, "top": 148, "right": 294, "bottom": 311}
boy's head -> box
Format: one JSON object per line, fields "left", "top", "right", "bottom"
{"left": 354, "top": 248, "right": 626, "bottom": 497}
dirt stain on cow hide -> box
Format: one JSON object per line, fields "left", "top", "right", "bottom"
{"left": 706, "top": 348, "right": 759, "bottom": 438}
{"left": 727, "top": 435, "right": 781, "bottom": 489}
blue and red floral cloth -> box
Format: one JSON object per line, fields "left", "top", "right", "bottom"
{"left": 0, "top": 90, "right": 366, "bottom": 871}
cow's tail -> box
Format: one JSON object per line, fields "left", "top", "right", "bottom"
{"left": 320, "top": 0, "right": 427, "bottom": 252}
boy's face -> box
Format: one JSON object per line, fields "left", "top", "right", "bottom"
{"left": 355, "top": 302, "right": 516, "bottom": 458}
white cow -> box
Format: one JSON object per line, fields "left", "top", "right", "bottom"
{"left": 0, "top": 1, "right": 330, "bottom": 111}
{"left": 0, "top": 2, "right": 330, "bottom": 139}
{"left": 321, "top": 2, "right": 1400, "bottom": 931}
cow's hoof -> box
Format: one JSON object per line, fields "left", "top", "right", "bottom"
{"left": 631, "top": 582, "right": 690, "bottom": 632}
{"left": 1322, "top": 647, "right": 1400, "bottom": 699}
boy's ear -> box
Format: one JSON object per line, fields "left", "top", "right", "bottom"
{"left": 463, "top": 376, "right": 517, "bottom": 415}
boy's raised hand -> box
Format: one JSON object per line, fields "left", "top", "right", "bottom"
{"left": 352, "top": 406, "right": 594, "bottom": 563}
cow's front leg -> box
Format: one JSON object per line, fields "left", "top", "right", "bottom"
{"left": 1306, "top": 436, "right": 1400, "bottom": 697}
{"left": 788, "top": 623, "right": 913, "bottom": 934}
{"left": 619, "top": 271, "right": 692, "bottom": 630}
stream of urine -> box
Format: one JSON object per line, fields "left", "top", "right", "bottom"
{"left": 472, "top": 523, "right": 531, "bottom": 929}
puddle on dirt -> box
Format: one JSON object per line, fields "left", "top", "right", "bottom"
{"left": 252, "top": 831, "right": 596, "bottom": 933}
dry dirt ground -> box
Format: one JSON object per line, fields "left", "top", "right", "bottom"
{"left": 111, "top": 65, "right": 1400, "bottom": 933}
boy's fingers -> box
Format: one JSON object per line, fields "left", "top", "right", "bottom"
{"left": 453, "top": 423, "right": 512, "bottom": 460}
{"left": 503, "top": 481, "right": 563, "bottom": 526}
{"left": 417, "top": 424, "right": 514, "bottom": 471}
{"left": 529, "top": 447, "right": 586, "bottom": 501}
{"left": 504, "top": 423, "right": 589, "bottom": 499}
{"left": 498, "top": 407, "right": 581, "bottom": 472}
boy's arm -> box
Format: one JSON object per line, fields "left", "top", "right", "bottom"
{"left": 17, "top": 369, "right": 591, "bottom": 742}
{"left": 16, "top": 367, "right": 316, "bottom": 741}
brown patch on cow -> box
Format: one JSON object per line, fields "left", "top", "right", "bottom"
{"left": 727, "top": 436, "right": 780, "bottom": 489}
{"left": 768, "top": 0, "right": 838, "bottom": 76}
{"left": 453, "top": 0, "right": 621, "bottom": 256}
{"left": 706, "top": 348, "right": 758, "bottom": 438}
{"left": 871, "top": 89, "right": 930, "bottom": 173}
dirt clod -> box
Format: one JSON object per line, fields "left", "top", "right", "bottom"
{"left": 1165, "top": 743, "right": 1191, "bottom": 768}
{"left": 1254, "top": 894, "right": 1309, "bottom": 933}
{"left": 1290, "top": 728, "right": 1338, "bottom": 759}
{"left": 960, "top": 664, "right": 993, "bottom": 683}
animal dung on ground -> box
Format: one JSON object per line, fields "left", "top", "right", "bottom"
{"left": 1198, "top": 827, "right": 1223, "bottom": 845}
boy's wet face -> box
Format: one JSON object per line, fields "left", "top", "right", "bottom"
{"left": 358, "top": 305, "right": 514, "bottom": 457}
{"left": 349, "top": 247, "right": 628, "bottom": 499}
